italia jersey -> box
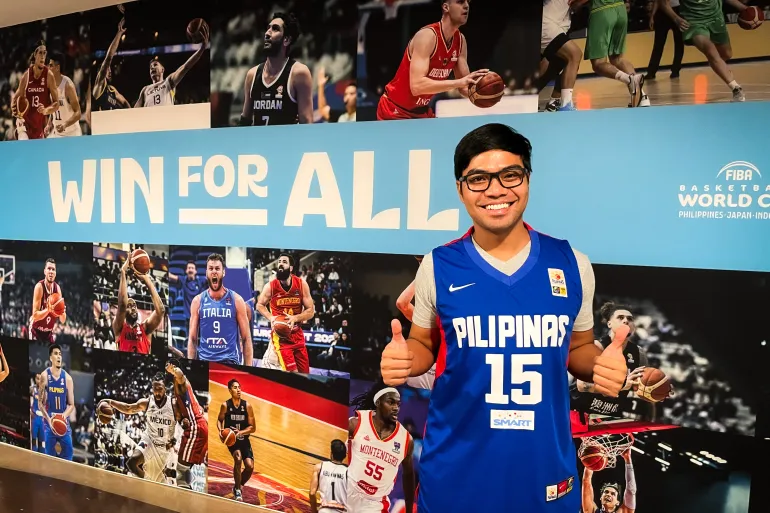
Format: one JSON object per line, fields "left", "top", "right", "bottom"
{"left": 45, "top": 368, "right": 70, "bottom": 431}
{"left": 417, "top": 229, "right": 583, "bottom": 512}
{"left": 197, "top": 289, "right": 241, "bottom": 364}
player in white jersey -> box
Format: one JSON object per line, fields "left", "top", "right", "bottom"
{"left": 99, "top": 373, "right": 177, "bottom": 483}
{"left": 46, "top": 53, "right": 82, "bottom": 137}
{"left": 348, "top": 385, "right": 415, "bottom": 513}
{"left": 134, "top": 27, "right": 209, "bottom": 108}
{"left": 310, "top": 439, "right": 349, "bottom": 513}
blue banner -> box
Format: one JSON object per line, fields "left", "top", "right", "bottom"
{"left": 0, "top": 102, "right": 768, "bottom": 272}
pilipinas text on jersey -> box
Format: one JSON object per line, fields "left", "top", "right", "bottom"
{"left": 417, "top": 229, "right": 584, "bottom": 512}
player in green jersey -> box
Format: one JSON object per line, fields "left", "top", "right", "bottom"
{"left": 584, "top": 0, "right": 649, "bottom": 108}
{"left": 657, "top": 0, "right": 747, "bottom": 101}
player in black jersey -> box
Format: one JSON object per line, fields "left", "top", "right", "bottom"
{"left": 239, "top": 12, "right": 313, "bottom": 126}
{"left": 217, "top": 378, "right": 256, "bottom": 502}
{"left": 88, "top": 17, "right": 131, "bottom": 127}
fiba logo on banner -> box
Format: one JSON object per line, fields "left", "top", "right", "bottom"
{"left": 678, "top": 161, "right": 770, "bottom": 220}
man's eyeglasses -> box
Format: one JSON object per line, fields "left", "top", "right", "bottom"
{"left": 457, "top": 166, "right": 529, "bottom": 192}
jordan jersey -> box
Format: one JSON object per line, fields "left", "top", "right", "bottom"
{"left": 348, "top": 410, "right": 410, "bottom": 500}
{"left": 250, "top": 58, "right": 299, "bottom": 126}
{"left": 318, "top": 461, "right": 348, "bottom": 511}
{"left": 417, "top": 228, "right": 583, "bottom": 512}
{"left": 197, "top": 289, "right": 241, "bottom": 364}
{"left": 49, "top": 75, "right": 81, "bottom": 137}
{"left": 144, "top": 395, "right": 176, "bottom": 448}
{"left": 140, "top": 77, "right": 175, "bottom": 107}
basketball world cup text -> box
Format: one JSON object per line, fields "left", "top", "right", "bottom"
{"left": 452, "top": 314, "right": 571, "bottom": 348}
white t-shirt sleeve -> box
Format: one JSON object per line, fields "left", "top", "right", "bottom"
{"left": 572, "top": 248, "right": 595, "bottom": 332}
{"left": 411, "top": 251, "right": 437, "bottom": 330}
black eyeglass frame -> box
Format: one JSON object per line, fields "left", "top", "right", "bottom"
{"left": 457, "top": 165, "right": 531, "bottom": 192}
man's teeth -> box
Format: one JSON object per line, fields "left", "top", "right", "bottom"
{"left": 485, "top": 203, "right": 510, "bottom": 210}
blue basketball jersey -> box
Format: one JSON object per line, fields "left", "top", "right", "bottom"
{"left": 198, "top": 289, "right": 241, "bottom": 364}
{"left": 46, "top": 368, "right": 69, "bottom": 417}
{"left": 31, "top": 386, "right": 40, "bottom": 412}
{"left": 418, "top": 229, "right": 583, "bottom": 512}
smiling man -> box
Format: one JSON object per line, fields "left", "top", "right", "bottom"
{"left": 380, "top": 123, "right": 628, "bottom": 512}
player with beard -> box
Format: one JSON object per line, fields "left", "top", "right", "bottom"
{"left": 256, "top": 254, "right": 315, "bottom": 373}
{"left": 188, "top": 253, "right": 253, "bottom": 366}
{"left": 29, "top": 258, "right": 66, "bottom": 343}
{"left": 11, "top": 42, "right": 60, "bottom": 140}
{"left": 99, "top": 373, "right": 178, "bottom": 483}
{"left": 217, "top": 378, "right": 256, "bottom": 502}
{"left": 113, "top": 255, "right": 166, "bottom": 354}
{"left": 581, "top": 446, "right": 637, "bottom": 513}
{"left": 347, "top": 383, "right": 415, "bottom": 513}
{"left": 91, "top": 18, "right": 131, "bottom": 113}
{"left": 239, "top": 12, "right": 313, "bottom": 126}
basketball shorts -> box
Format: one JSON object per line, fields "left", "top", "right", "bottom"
{"left": 31, "top": 328, "right": 53, "bottom": 343}
{"left": 43, "top": 421, "right": 73, "bottom": 461}
{"left": 682, "top": 13, "right": 729, "bottom": 46}
{"left": 228, "top": 436, "right": 254, "bottom": 460}
{"left": 179, "top": 417, "right": 208, "bottom": 465}
{"left": 272, "top": 330, "right": 310, "bottom": 373}
{"left": 541, "top": 18, "right": 571, "bottom": 52}
{"left": 47, "top": 123, "right": 83, "bottom": 138}
{"left": 22, "top": 118, "right": 46, "bottom": 140}
{"left": 347, "top": 488, "right": 391, "bottom": 513}
{"left": 137, "top": 440, "right": 172, "bottom": 483}
{"left": 585, "top": 3, "right": 628, "bottom": 60}
{"left": 376, "top": 94, "right": 435, "bottom": 121}
{"left": 31, "top": 414, "right": 46, "bottom": 452}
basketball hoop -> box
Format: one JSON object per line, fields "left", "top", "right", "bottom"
{"left": 578, "top": 433, "right": 635, "bottom": 469}
{"left": 383, "top": 0, "right": 399, "bottom": 20}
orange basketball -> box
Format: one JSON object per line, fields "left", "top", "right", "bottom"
{"left": 637, "top": 368, "right": 672, "bottom": 402}
{"left": 131, "top": 249, "right": 151, "bottom": 275}
{"left": 738, "top": 6, "right": 764, "bottom": 30}
{"left": 273, "top": 314, "right": 292, "bottom": 339}
{"left": 97, "top": 401, "right": 114, "bottom": 425}
{"left": 580, "top": 445, "right": 607, "bottom": 471}
{"left": 186, "top": 18, "right": 209, "bottom": 43}
{"left": 469, "top": 72, "right": 504, "bottom": 108}
{"left": 51, "top": 413, "right": 68, "bottom": 436}
{"left": 15, "top": 96, "right": 29, "bottom": 117}
{"left": 48, "top": 292, "right": 66, "bottom": 316}
{"left": 220, "top": 428, "right": 236, "bottom": 447}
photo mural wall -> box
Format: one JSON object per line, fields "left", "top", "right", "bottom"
{"left": 0, "top": 0, "right": 768, "bottom": 512}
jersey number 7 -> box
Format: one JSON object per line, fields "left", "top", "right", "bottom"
{"left": 485, "top": 354, "right": 543, "bottom": 405}
{"left": 364, "top": 460, "right": 384, "bottom": 480}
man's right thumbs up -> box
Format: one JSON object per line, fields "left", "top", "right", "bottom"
{"left": 381, "top": 319, "right": 414, "bottom": 386}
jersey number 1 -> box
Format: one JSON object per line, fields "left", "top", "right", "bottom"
{"left": 485, "top": 354, "right": 542, "bottom": 405}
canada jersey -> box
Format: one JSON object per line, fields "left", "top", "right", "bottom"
{"left": 144, "top": 395, "right": 176, "bottom": 448}
{"left": 318, "top": 461, "right": 348, "bottom": 510}
{"left": 224, "top": 398, "right": 249, "bottom": 440}
{"left": 348, "top": 410, "right": 409, "bottom": 500}
{"left": 417, "top": 229, "right": 583, "bottom": 512}
{"left": 269, "top": 276, "right": 303, "bottom": 328}
{"left": 198, "top": 288, "right": 241, "bottom": 364}
{"left": 141, "top": 77, "right": 175, "bottom": 107}
{"left": 31, "top": 280, "right": 60, "bottom": 334}
{"left": 250, "top": 59, "right": 299, "bottom": 126}
{"left": 119, "top": 321, "right": 151, "bottom": 354}
{"left": 384, "top": 21, "right": 462, "bottom": 112}
{"left": 174, "top": 380, "right": 205, "bottom": 423}
{"left": 24, "top": 66, "right": 52, "bottom": 137}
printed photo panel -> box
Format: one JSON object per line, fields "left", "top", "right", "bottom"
{"left": 207, "top": 362, "right": 349, "bottom": 508}
{"left": 0, "top": 240, "right": 93, "bottom": 346}
{"left": 29, "top": 339, "right": 94, "bottom": 465}
{"left": 0, "top": 336, "right": 31, "bottom": 449}
{"left": 168, "top": 246, "right": 352, "bottom": 377}
{"left": 209, "top": 0, "right": 358, "bottom": 127}
{"left": 357, "top": 0, "right": 543, "bottom": 121}
{"left": 93, "top": 350, "right": 209, "bottom": 493}
{"left": 568, "top": 264, "right": 765, "bottom": 437}
{"left": 0, "top": 11, "right": 91, "bottom": 141}
{"left": 87, "top": 1, "right": 211, "bottom": 135}
{"left": 538, "top": 1, "right": 769, "bottom": 111}
{"left": 92, "top": 243, "right": 170, "bottom": 355}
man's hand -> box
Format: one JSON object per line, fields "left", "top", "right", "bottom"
{"left": 622, "top": 366, "right": 646, "bottom": 391}
{"left": 380, "top": 319, "right": 414, "bottom": 386}
{"left": 591, "top": 324, "right": 629, "bottom": 397}
{"left": 460, "top": 69, "right": 489, "bottom": 89}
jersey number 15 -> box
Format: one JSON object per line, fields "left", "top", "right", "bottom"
{"left": 485, "top": 354, "right": 542, "bottom": 405}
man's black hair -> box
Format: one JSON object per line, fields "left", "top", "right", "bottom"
{"left": 453, "top": 123, "right": 533, "bottom": 180}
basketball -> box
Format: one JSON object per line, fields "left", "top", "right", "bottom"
{"left": 186, "top": 18, "right": 209, "bottom": 43}
{"left": 220, "top": 427, "right": 236, "bottom": 447}
{"left": 579, "top": 444, "right": 607, "bottom": 471}
{"left": 97, "top": 401, "right": 114, "bottom": 425}
{"left": 273, "top": 314, "right": 293, "bottom": 339}
{"left": 48, "top": 292, "right": 66, "bottom": 316}
{"left": 51, "top": 413, "right": 68, "bottom": 436}
{"left": 469, "top": 72, "right": 504, "bottom": 108}
{"left": 15, "top": 96, "right": 29, "bottom": 117}
{"left": 636, "top": 367, "right": 672, "bottom": 402}
{"left": 131, "top": 249, "right": 151, "bottom": 275}
{"left": 738, "top": 6, "right": 764, "bottom": 30}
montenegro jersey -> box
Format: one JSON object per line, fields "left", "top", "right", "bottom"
{"left": 418, "top": 228, "right": 583, "bottom": 512}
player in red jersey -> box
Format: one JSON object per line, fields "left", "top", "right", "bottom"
{"left": 29, "top": 258, "right": 66, "bottom": 343}
{"left": 113, "top": 255, "right": 166, "bottom": 354}
{"left": 256, "top": 253, "right": 315, "bottom": 373}
{"left": 11, "top": 43, "right": 60, "bottom": 140}
{"left": 376, "top": 0, "right": 487, "bottom": 121}
{"left": 166, "top": 358, "right": 208, "bottom": 490}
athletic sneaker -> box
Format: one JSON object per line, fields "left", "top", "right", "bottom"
{"left": 627, "top": 73, "right": 645, "bottom": 107}
{"left": 234, "top": 488, "right": 243, "bottom": 501}
{"left": 558, "top": 102, "right": 576, "bottom": 111}
{"left": 732, "top": 87, "right": 745, "bottom": 102}
{"left": 544, "top": 98, "right": 561, "bottom": 112}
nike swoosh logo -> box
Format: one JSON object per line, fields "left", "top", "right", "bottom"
{"left": 449, "top": 283, "right": 475, "bottom": 292}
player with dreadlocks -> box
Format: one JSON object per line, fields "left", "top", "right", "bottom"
{"left": 347, "top": 381, "right": 415, "bottom": 512}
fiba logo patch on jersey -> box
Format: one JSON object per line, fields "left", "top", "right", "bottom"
{"left": 547, "top": 268, "right": 568, "bottom": 298}
{"left": 490, "top": 409, "right": 535, "bottom": 430}
{"left": 393, "top": 441, "right": 401, "bottom": 454}
{"left": 545, "top": 475, "right": 574, "bottom": 502}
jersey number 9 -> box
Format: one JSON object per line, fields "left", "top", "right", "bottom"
{"left": 213, "top": 320, "right": 220, "bottom": 334}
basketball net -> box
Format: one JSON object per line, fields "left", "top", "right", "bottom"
{"left": 578, "top": 433, "right": 634, "bottom": 469}
{"left": 383, "top": 0, "right": 399, "bottom": 20}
